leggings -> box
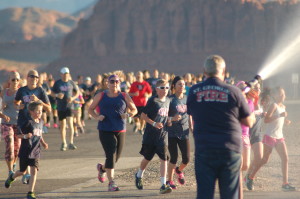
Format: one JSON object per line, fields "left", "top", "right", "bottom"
{"left": 98, "top": 130, "right": 125, "bottom": 169}
{"left": 1, "top": 124, "right": 21, "bottom": 161}
{"left": 168, "top": 137, "right": 190, "bottom": 165}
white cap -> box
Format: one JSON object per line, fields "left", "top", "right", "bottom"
{"left": 85, "top": 76, "right": 91, "bottom": 81}
{"left": 60, "top": 67, "right": 70, "bottom": 74}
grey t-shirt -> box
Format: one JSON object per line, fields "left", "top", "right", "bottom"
{"left": 2, "top": 89, "right": 19, "bottom": 125}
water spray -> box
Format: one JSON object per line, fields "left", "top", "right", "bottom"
{"left": 258, "top": 33, "right": 300, "bottom": 80}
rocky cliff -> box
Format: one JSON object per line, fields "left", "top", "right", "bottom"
{"left": 47, "top": 0, "right": 300, "bottom": 79}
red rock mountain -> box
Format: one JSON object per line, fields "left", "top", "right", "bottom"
{"left": 0, "top": 7, "right": 78, "bottom": 42}
{"left": 46, "top": 0, "right": 300, "bottom": 79}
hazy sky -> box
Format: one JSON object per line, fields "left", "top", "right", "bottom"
{"left": 0, "top": 0, "right": 96, "bottom": 14}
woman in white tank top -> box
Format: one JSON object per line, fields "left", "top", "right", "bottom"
{"left": 247, "top": 87, "right": 295, "bottom": 191}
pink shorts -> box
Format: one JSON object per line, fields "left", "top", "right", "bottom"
{"left": 262, "top": 135, "right": 285, "bottom": 147}
{"left": 242, "top": 135, "right": 251, "bottom": 149}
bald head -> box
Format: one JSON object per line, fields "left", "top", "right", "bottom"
{"left": 204, "top": 55, "right": 226, "bottom": 78}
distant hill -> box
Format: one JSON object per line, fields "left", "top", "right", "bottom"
{"left": 0, "top": 7, "right": 78, "bottom": 42}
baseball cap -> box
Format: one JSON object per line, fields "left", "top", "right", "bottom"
{"left": 60, "top": 67, "right": 70, "bottom": 74}
{"left": 85, "top": 76, "right": 91, "bottom": 81}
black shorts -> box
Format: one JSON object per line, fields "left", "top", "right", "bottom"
{"left": 140, "top": 144, "right": 168, "bottom": 161}
{"left": 134, "top": 106, "right": 145, "bottom": 118}
{"left": 19, "top": 157, "right": 39, "bottom": 172}
{"left": 58, "top": 108, "right": 73, "bottom": 121}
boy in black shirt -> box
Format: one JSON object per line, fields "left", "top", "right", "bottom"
{"left": 5, "top": 101, "right": 48, "bottom": 199}
{"left": 135, "top": 79, "right": 172, "bottom": 194}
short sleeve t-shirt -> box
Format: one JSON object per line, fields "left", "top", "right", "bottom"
{"left": 18, "top": 118, "right": 43, "bottom": 159}
{"left": 187, "top": 77, "right": 251, "bottom": 153}
{"left": 167, "top": 94, "right": 189, "bottom": 139}
{"left": 15, "top": 86, "right": 49, "bottom": 126}
{"left": 52, "top": 79, "right": 78, "bottom": 111}
{"left": 146, "top": 77, "right": 159, "bottom": 96}
{"left": 142, "top": 96, "right": 170, "bottom": 145}
{"left": 129, "top": 81, "right": 152, "bottom": 107}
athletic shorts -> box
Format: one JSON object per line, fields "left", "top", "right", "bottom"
{"left": 249, "top": 116, "right": 263, "bottom": 145}
{"left": 262, "top": 135, "right": 285, "bottom": 148}
{"left": 58, "top": 108, "right": 73, "bottom": 121}
{"left": 135, "top": 106, "right": 145, "bottom": 118}
{"left": 140, "top": 144, "right": 168, "bottom": 161}
{"left": 19, "top": 157, "right": 39, "bottom": 172}
{"left": 242, "top": 135, "right": 251, "bottom": 149}
{"left": 51, "top": 103, "right": 57, "bottom": 110}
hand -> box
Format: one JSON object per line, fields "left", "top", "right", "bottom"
{"left": 97, "top": 115, "right": 105, "bottom": 121}
{"left": 18, "top": 103, "right": 25, "bottom": 110}
{"left": 167, "top": 120, "right": 172, "bottom": 127}
{"left": 154, "top": 122, "right": 164, "bottom": 129}
{"left": 285, "top": 119, "right": 291, "bottom": 125}
{"left": 2, "top": 102, "right": 7, "bottom": 109}
{"left": 67, "top": 97, "right": 73, "bottom": 103}
{"left": 173, "top": 114, "right": 182, "bottom": 121}
{"left": 56, "top": 93, "right": 64, "bottom": 99}
{"left": 121, "top": 113, "right": 128, "bottom": 119}
{"left": 27, "top": 133, "right": 33, "bottom": 139}
{"left": 133, "top": 91, "right": 139, "bottom": 96}
{"left": 280, "top": 112, "right": 287, "bottom": 117}
{"left": 42, "top": 142, "right": 49, "bottom": 150}
{"left": 30, "top": 94, "right": 39, "bottom": 102}
{"left": 3, "top": 115, "right": 10, "bottom": 123}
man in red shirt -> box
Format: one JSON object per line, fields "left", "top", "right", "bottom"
{"left": 129, "top": 71, "right": 152, "bottom": 134}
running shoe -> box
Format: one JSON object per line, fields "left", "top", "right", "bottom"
{"left": 108, "top": 181, "right": 120, "bottom": 191}
{"left": 245, "top": 174, "right": 254, "bottom": 191}
{"left": 22, "top": 174, "right": 31, "bottom": 184}
{"left": 282, "top": 183, "right": 296, "bottom": 191}
{"left": 53, "top": 123, "right": 58, "bottom": 128}
{"left": 5, "top": 172, "right": 15, "bottom": 188}
{"left": 159, "top": 184, "right": 172, "bottom": 194}
{"left": 60, "top": 143, "right": 67, "bottom": 151}
{"left": 68, "top": 143, "right": 77, "bottom": 150}
{"left": 135, "top": 173, "right": 143, "bottom": 190}
{"left": 166, "top": 180, "right": 177, "bottom": 189}
{"left": 45, "top": 123, "right": 50, "bottom": 128}
{"left": 27, "top": 192, "right": 36, "bottom": 199}
{"left": 97, "top": 163, "right": 107, "bottom": 183}
{"left": 175, "top": 167, "right": 185, "bottom": 185}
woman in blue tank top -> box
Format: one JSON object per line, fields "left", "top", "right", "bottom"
{"left": 88, "top": 74, "right": 137, "bottom": 191}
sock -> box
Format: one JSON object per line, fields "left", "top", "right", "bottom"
{"left": 137, "top": 168, "right": 144, "bottom": 178}
{"left": 46, "top": 116, "right": 50, "bottom": 123}
{"left": 53, "top": 116, "right": 57, "bottom": 123}
{"left": 27, "top": 191, "right": 33, "bottom": 194}
{"left": 160, "top": 177, "right": 166, "bottom": 186}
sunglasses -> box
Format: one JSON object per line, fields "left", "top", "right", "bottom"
{"left": 156, "top": 86, "right": 169, "bottom": 90}
{"left": 109, "top": 79, "right": 120, "bottom": 84}
{"left": 28, "top": 75, "right": 39, "bottom": 79}
{"left": 11, "top": 78, "right": 20, "bottom": 82}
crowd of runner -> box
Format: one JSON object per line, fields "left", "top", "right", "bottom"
{"left": 0, "top": 60, "right": 296, "bottom": 198}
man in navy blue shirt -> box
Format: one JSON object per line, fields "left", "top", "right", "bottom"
{"left": 187, "top": 55, "right": 255, "bottom": 199}
{"left": 52, "top": 67, "right": 79, "bottom": 151}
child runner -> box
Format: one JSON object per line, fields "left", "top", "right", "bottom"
{"left": 4, "top": 100, "right": 49, "bottom": 199}
{"left": 135, "top": 79, "right": 172, "bottom": 194}
{"left": 166, "top": 76, "right": 192, "bottom": 189}
{"left": 72, "top": 89, "right": 85, "bottom": 136}
{"left": 246, "top": 86, "right": 296, "bottom": 191}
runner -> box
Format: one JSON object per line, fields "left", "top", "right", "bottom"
{"left": 135, "top": 79, "right": 172, "bottom": 194}
{"left": 129, "top": 71, "right": 152, "bottom": 135}
{"left": 4, "top": 101, "right": 49, "bottom": 199}
{"left": 51, "top": 67, "right": 79, "bottom": 151}
{"left": 246, "top": 87, "right": 296, "bottom": 191}
{"left": 88, "top": 74, "right": 137, "bottom": 191}
{"left": 166, "top": 76, "right": 192, "bottom": 190}
{"left": 0, "top": 71, "right": 21, "bottom": 177}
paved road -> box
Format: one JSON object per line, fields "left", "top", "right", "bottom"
{"left": 0, "top": 102, "right": 300, "bottom": 199}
